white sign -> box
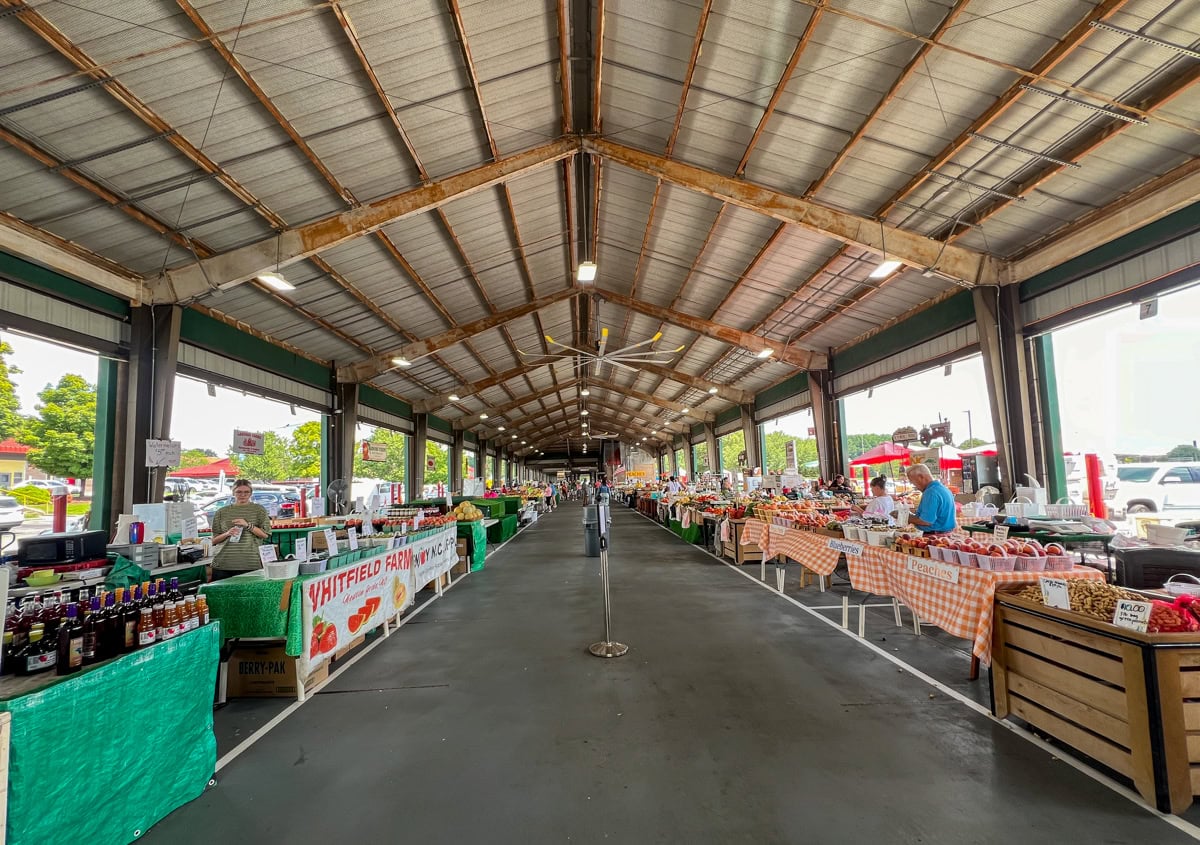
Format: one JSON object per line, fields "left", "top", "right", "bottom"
{"left": 361, "top": 441, "right": 388, "bottom": 462}
{"left": 906, "top": 556, "right": 960, "bottom": 584}
{"left": 769, "top": 522, "right": 786, "bottom": 538}
{"left": 347, "top": 527, "right": 359, "bottom": 550}
{"left": 1113, "top": 599, "right": 1153, "bottom": 633}
{"left": 784, "top": 440, "right": 798, "bottom": 472}
{"left": 826, "top": 539, "right": 864, "bottom": 556}
{"left": 1039, "top": 577, "right": 1071, "bottom": 610}
{"left": 294, "top": 538, "right": 308, "bottom": 562}
{"left": 323, "top": 528, "right": 339, "bottom": 555}
{"left": 993, "top": 525, "right": 1010, "bottom": 542}
{"left": 233, "top": 429, "right": 265, "bottom": 455}
{"left": 310, "top": 497, "right": 326, "bottom": 517}
{"left": 258, "top": 545, "right": 278, "bottom": 564}
{"left": 180, "top": 516, "right": 198, "bottom": 541}
{"left": 145, "top": 439, "right": 182, "bottom": 467}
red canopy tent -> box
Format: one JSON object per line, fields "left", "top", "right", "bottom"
{"left": 849, "top": 442, "right": 912, "bottom": 466}
{"left": 167, "top": 458, "right": 238, "bottom": 478}
{"left": 959, "top": 442, "right": 998, "bottom": 456}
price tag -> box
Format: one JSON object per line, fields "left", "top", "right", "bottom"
{"left": 993, "top": 524, "right": 1010, "bottom": 542}
{"left": 826, "top": 539, "right": 863, "bottom": 556}
{"left": 769, "top": 522, "right": 786, "bottom": 538}
{"left": 294, "top": 538, "right": 308, "bottom": 562}
{"left": 180, "top": 517, "right": 198, "bottom": 541}
{"left": 258, "top": 545, "right": 278, "bottom": 564}
{"left": 1113, "top": 599, "right": 1153, "bottom": 633}
{"left": 323, "top": 528, "right": 338, "bottom": 554}
{"left": 347, "top": 527, "right": 359, "bottom": 550}
{"left": 1039, "top": 577, "right": 1070, "bottom": 610}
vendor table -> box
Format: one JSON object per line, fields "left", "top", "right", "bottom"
{"left": 0, "top": 625, "right": 219, "bottom": 845}
{"left": 457, "top": 519, "right": 487, "bottom": 570}
{"left": 743, "top": 519, "right": 1105, "bottom": 673}
{"left": 962, "top": 522, "right": 1115, "bottom": 578}
{"left": 486, "top": 514, "right": 518, "bottom": 543}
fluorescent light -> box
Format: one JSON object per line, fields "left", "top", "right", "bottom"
{"left": 521, "top": 440, "right": 526, "bottom": 445}
{"left": 511, "top": 435, "right": 517, "bottom": 439}
{"left": 447, "top": 393, "right": 460, "bottom": 402}
{"left": 391, "top": 356, "right": 412, "bottom": 368}
{"left": 479, "top": 413, "right": 489, "bottom": 420}
{"left": 756, "top": 348, "right": 774, "bottom": 359}
{"left": 497, "top": 426, "right": 505, "bottom": 431}
{"left": 682, "top": 407, "right": 689, "bottom": 413}
{"left": 256, "top": 271, "right": 295, "bottom": 291}
{"left": 580, "top": 388, "right": 590, "bottom": 396}
{"left": 869, "top": 260, "right": 903, "bottom": 279}
{"left": 707, "top": 387, "right": 718, "bottom": 395}
{"left": 581, "top": 409, "right": 589, "bottom": 416}
{"left": 576, "top": 261, "right": 597, "bottom": 282}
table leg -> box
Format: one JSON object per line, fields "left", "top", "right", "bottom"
{"left": 892, "top": 597, "right": 902, "bottom": 627}
{"left": 969, "top": 655, "right": 980, "bottom": 681}
{"left": 841, "top": 594, "right": 848, "bottom": 628}
{"left": 760, "top": 558, "right": 766, "bottom": 582}
{"left": 775, "top": 558, "right": 786, "bottom": 593}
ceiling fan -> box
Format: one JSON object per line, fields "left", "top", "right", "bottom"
{"left": 520, "top": 325, "right": 684, "bottom": 374}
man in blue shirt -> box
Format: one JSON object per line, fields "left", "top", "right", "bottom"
{"left": 905, "top": 463, "right": 957, "bottom": 534}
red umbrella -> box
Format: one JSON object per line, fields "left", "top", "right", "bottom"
{"left": 849, "top": 442, "right": 912, "bottom": 466}
{"left": 167, "top": 457, "right": 239, "bottom": 478}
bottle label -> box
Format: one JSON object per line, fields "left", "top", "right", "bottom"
{"left": 26, "top": 652, "right": 55, "bottom": 672}
{"left": 82, "top": 634, "right": 97, "bottom": 659}
{"left": 68, "top": 636, "right": 83, "bottom": 667}
{"left": 163, "top": 624, "right": 177, "bottom": 640}
{"left": 138, "top": 629, "right": 156, "bottom": 646}
{"left": 124, "top": 619, "right": 137, "bottom": 647}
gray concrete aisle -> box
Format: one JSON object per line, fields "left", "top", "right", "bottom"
{"left": 147, "top": 501, "right": 1194, "bottom": 844}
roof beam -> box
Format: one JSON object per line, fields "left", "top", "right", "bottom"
{"left": 148, "top": 137, "right": 579, "bottom": 303}
{"left": 341, "top": 287, "right": 578, "bottom": 382}
{"left": 626, "top": 361, "right": 752, "bottom": 406}
{"left": 486, "top": 398, "right": 686, "bottom": 435}
{"left": 594, "top": 287, "right": 826, "bottom": 370}
{"left": 586, "top": 137, "right": 1001, "bottom": 286}
{"left": 0, "top": 212, "right": 145, "bottom": 303}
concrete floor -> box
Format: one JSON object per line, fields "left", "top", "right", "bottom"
{"left": 147, "top": 502, "right": 1196, "bottom": 844}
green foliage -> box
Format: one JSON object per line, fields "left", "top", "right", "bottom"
{"left": 763, "top": 431, "right": 819, "bottom": 476}
{"left": 844, "top": 433, "right": 893, "bottom": 460}
{"left": 719, "top": 431, "right": 745, "bottom": 472}
{"left": 230, "top": 431, "right": 290, "bottom": 481}
{"left": 6, "top": 485, "right": 50, "bottom": 507}
{"left": 178, "top": 448, "right": 216, "bottom": 469}
{"left": 353, "top": 427, "right": 408, "bottom": 482}
{"left": 1166, "top": 443, "right": 1200, "bottom": 460}
{"left": 957, "top": 438, "right": 989, "bottom": 450}
{"left": 23, "top": 374, "right": 95, "bottom": 483}
{"left": 692, "top": 442, "right": 709, "bottom": 473}
{"left": 424, "top": 442, "right": 449, "bottom": 485}
{"left": 0, "top": 341, "right": 23, "bottom": 442}
{"left": 290, "top": 420, "right": 323, "bottom": 478}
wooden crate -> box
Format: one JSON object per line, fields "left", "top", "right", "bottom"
{"left": 992, "top": 590, "right": 1200, "bottom": 813}
{"left": 725, "top": 519, "right": 762, "bottom": 565}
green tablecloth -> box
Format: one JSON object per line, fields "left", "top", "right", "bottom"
{"left": 962, "top": 524, "right": 1113, "bottom": 546}
{"left": 499, "top": 496, "right": 522, "bottom": 515}
{"left": 201, "top": 530, "right": 445, "bottom": 656}
{"left": 469, "top": 499, "right": 506, "bottom": 519}
{"left": 670, "top": 519, "right": 703, "bottom": 544}
{"left": 487, "top": 514, "right": 519, "bottom": 543}
{"left": 0, "top": 624, "right": 218, "bottom": 845}
{"left": 457, "top": 520, "right": 487, "bottom": 570}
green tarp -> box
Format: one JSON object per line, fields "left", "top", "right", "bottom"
{"left": 487, "top": 514, "right": 518, "bottom": 543}
{"left": 0, "top": 624, "right": 219, "bottom": 845}
{"left": 457, "top": 520, "right": 487, "bottom": 570}
{"left": 499, "top": 496, "right": 522, "bottom": 515}
{"left": 670, "top": 519, "right": 703, "bottom": 545}
{"left": 105, "top": 556, "right": 208, "bottom": 591}
{"left": 468, "top": 499, "right": 505, "bottom": 519}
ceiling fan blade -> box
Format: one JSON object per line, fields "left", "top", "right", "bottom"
{"left": 608, "top": 331, "right": 662, "bottom": 356}
{"left": 608, "top": 360, "right": 640, "bottom": 373}
{"left": 597, "top": 326, "right": 609, "bottom": 357}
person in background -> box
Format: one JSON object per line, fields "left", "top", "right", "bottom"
{"left": 905, "top": 464, "right": 956, "bottom": 534}
{"left": 665, "top": 476, "right": 682, "bottom": 495}
{"left": 853, "top": 477, "right": 895, "bottom": 524}
{"left": 827, "top": 474, "right": 854, "bottom": 495}
{"left": 210, "top": 478, "right": 272, "bottom": 581}
{"left": 543, "top": 481, "right": 553, "bottom": 512}
{"left": 721, "top": 476, "right": 733, "bottom": 495}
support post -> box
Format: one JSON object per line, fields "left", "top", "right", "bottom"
{"left": 409, "top": 414, "right": 428, "bottom": 501}
{"left": 90, "top": 357, "right": 120, "bottom": 537}
{"left": 704, "top": 423, "right": 718, "bottom": 476}
{"left": 668, "top": 444, "right": 679, "bottom": 478}
{"left": 684, "top": 440, "right": 695, "bottom": 481}
{"left": 123, "top": 305, "right": 181, "bottom": 510}
{"left": 450, "top": 428, "right": 465, "bottom": 494}
{"left": 1033, "top": 334, "right": 1068, "bottom": 503}
{"left": 740, "top": 405, "right": 760, "bottom": 470}
{"left": 328, "top": 380, "right": 359, "bottom": 494}
{"left": 809, "top": 370, "right": 843, "bottom": 481}
{"left": 974, "top": 286, "right": 1036, "bottom": 498}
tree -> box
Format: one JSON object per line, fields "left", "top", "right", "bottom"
{"left": 1166, "top": 443, "right": 1200, "bottom": 461}
{"left": 231, "top": 431, "right": 290, "bottom": 481}
{"left": 24, "top": 374, "right": 96, "bottom": 492}
{"left": 423, "top": 441, "right": 449, "bottom": 486}
{"left": 353, "top": 427, "right": 407, "bottom": 483}
{"left": 763, "top": 431, "right": 818, "bottom": 477}
{"left": 178, "top": 448, "right": 216, "bottom": 469}
{"left": 0, "top": 341, "right": 23, "bottom": 442}
{"left": 957, "top": 438, "right": 989, "bottom": 450}
{"left": 290, "top": 420, "right": 322, "bottom": 478}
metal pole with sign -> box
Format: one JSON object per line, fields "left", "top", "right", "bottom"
{"left": 588, "top": 533, "right": 628, "bottom": 658}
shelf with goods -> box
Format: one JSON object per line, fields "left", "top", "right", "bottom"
{"left": 993, "top": 585, "right": 1200, "bottom": 814}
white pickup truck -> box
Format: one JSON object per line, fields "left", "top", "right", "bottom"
{"left": 1110, "top": 462, "right": 1200, "bottom": 517}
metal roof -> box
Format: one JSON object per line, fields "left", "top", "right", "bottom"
{"left": 1, "top": 0, "right": 1197, "bottom": 457}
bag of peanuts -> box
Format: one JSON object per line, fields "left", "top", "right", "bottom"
{"left": 1148, "top": 594, "right": 1200, "bottom": 633}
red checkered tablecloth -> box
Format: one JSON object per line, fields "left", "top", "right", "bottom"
{"left": 741, "top": 519, "right": 1105, "bottom": 664}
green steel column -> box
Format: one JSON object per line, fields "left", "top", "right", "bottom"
{"left": 1035, "top": 334, "right": 1068, "bottom": 503}
{"left": 89, "top": 357, "right": 120, "bottom": 535}
{"left": 319, "top": 415, "right": 333, "bottom": 494}
{"left": 836, "top": 398, "right": 849, "bottom": 478}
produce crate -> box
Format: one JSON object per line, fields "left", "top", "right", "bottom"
{"left": 723, "top": 518, "right": 762, "bottom": 565}
{"left": 992, "top": 589, "right": 1200, "bottom": 813}
{"left": 895, "top": 542, "right": 929, "bottom": 558}
{"left": 468, "top": 499, "right": 506, "bottom": 519}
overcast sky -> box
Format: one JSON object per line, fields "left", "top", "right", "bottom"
{"left": 3, "top": 280, "right": 1197, "bottom": 456}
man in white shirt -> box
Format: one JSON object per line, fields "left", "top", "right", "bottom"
{"left": 665, "top": 476, "right": 682, "bottom": 495}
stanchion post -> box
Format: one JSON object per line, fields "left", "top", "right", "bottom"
{"left": 588, "top": 532, "right": 628, "bottom": 658}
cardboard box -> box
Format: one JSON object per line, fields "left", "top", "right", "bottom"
{"left": 456, "top": 539, "right": 468, "bottom": 556}
{"left": 422, "top": 572, "right": 449, "bottom": 592}
{"left": 452, "top": 555, "right": 468, "bottom": 576}
{"left": 226, "top": 643, "right": 328, "bottom": 698}
{"left": 333, "top": 634, "right": 365, "bottom": 661}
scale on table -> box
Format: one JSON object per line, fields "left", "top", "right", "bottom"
{"left": 1026, "top": 518, "right": 1099, "bottom": 535}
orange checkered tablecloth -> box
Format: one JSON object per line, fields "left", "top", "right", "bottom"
{"left": 742, "top": 519, "right": 1105, "bottom": 664}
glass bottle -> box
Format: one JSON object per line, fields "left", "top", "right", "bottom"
{"left": 196, "top": 595, "right": 210, "bottom": 627}
{"left": 14, "top": 624, "right": 56, "bottom": 676}
{"left": 81, "top": 596, "right": 102, "bottom": 665}
{"left": 12, "top": 598, "right": 31, "bottom": 658}
{"left": 77, "top": 588, "right": 91, "bottom": 620}
{"left": 100, "top": 591, "right": 120, "bottom": 659}
{"left": 2, "top": 598, "right": 18, "bottom": 675}
{"left": 152, "top": 587, "right": 165, "bottom": 641}
{"left": 56, "top": 604, "right": 83, "bottom": 675}
{"left": 121, "top": 587, "right": 139, "bottom": 652}
{"left": 136, "top": 607, "right": 156, "bottom": 648}
{"left": 167, "top": 577, "right": 183, "bottom": 604}
{"left": 183, "top": 595, "right": 198, "bottom": 632}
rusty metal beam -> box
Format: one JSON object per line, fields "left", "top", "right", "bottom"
{"left": 736, "top": 1, "right": 827, "bottom": 176}
{"left": 557, "top": 0, "right": 571, "bottom": 134}
{"left": 151, "top": 137, "right": 578, "bottom": 303}
{"left": 804, "top": 0, "right": 969, "bottom": 198}
{"left": 707, "top": 222, "right": 787, "bottom": 320}
{"left": 494, "top": 398, "right": 687, "bottom": 434}
{"left": 0, "top": 212, "right": 145, "bottom": 302}
{"left": 340, "top": 287, "right": 578, "bottom": 382}
{"left": 592, "top": 0, "right": 606, "bottom": 133}
{"left": 623, "top": 361, "right": 752, "bottom": 406}
{"left": 587, "top": 137, "right": 1000, "bottom": 286}
{"left": 595, "top": 287, "right": 826, "bottom": 370}
{"left": 665, "top": 0, "right": 714, "bottom": 157}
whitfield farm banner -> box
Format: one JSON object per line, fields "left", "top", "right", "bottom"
{"left": 299, "top": 526, "right": 456, "bottom": 675}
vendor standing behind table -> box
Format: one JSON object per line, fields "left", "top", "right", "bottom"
{"left": 665, "top": 476, "right": 682, "bottom": 495}
{"left": 904, "top": 464, "right": 956, "bottom": 534}
{"left": 827, "top": 474, "right": 854, "bottom": 496}
{"left": 210, "top": 478, "right": 273, "bottom": 581}
{"left": 853, "top": 477, "right": 895, "bottom": 525}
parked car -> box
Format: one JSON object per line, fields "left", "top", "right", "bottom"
{"left": 21, "top": 479, "right": 69, "bottom": 495}
{"left": 0, "top": 496, "right": 24, "bottom": 530}
{"left": 1111, "top": 462, "right": 1200, "bottom": 517}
